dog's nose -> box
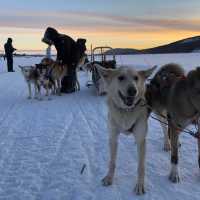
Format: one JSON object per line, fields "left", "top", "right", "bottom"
{"left": 127, "top": 86, "right": 136, "bottom": 96}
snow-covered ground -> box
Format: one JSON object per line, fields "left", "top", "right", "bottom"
{"left": 0, "top": 53, "right": 200, "bottom": 200}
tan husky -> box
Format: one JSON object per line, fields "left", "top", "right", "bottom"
{"left": 96, "top": 63, "right": 156, "bottom": 195}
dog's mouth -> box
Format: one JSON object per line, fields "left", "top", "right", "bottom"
{"left": 118, "top": 91, "right": 135, "bottom": 107}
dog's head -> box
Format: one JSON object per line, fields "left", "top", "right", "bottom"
{"left": 152, "top": 63, "right": 184, "bottom": 89}
{"left": 35, "top": 64, "right": 48, "bottom": 77}
{"left": 40, "top": 57, "right": 54, "bottom": 66}
{"left": 95, "top": 64, "right": 156, "bottom": 109}
{"left": 18, "top": 65, "right": 35, "bottom": 78}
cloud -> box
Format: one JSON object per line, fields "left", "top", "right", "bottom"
{"left": 0, "top": 10, "right": 200, "bottom": 33}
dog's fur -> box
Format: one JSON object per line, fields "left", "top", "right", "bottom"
{"left": 146, "top": 63, "right": 185, "bottom": 151}
{"left": 96, "top": 64, "right": 156, "bottom": 195}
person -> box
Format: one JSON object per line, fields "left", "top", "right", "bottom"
{"left": 46, "top": 45, "right": 51, "bottom": 59}
{"left": 4, "top": 38, "right": 16, "bottom": 72}
{"left": 42, "top": 27, "right": 87, "bottom": 93}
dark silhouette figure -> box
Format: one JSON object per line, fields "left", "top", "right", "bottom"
{"left": 42, "top": 27, "right": 86, "bottom": 93}
{"left": 4, "top": 38, "right": 16, "bottom": 72}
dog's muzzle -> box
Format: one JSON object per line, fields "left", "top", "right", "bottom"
{"left": 118, "top": 91, "right": 136, "bottom": 107}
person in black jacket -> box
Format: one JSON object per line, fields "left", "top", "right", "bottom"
{"left": 42, "top": 27, "right": 87, "bottom": 93}
{"left": 4, "top": 38, "right": 16, "bottom": 72}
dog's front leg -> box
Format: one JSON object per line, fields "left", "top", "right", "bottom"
{"left": 34, "top": 83, "right": 38, "bottom": 99}
{"left": 37, "top": 85, "right": 42, "bottom": 100}
{"left": 27, "top": 82, "right": 32, "bottom": 99}
{"left": 197, "top": 118, "right": 200, "bottom": 168}
{"left": 56, "top": 79, "right": 61, "bottom": 95}
{"left": 102, "top": 124, "right": 119, "bottom": 186}
{"left": 51, "top": 82, "right": 56, "bottom": 95}
{"left": 134, "top": 122, "right": 147, "bottom": 195}
{"left": 76, "top": 79, "right": 80, "bottom": 91}
{"left": 46, "top": 87, "right": 51, "bottom": 100}
{"left": 169, "top": 124, "right": 180, "bottom": 183}
{"left": 156, "top": 114, "right": 171, "bottom": 151}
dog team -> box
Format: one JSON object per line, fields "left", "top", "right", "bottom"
{"left": 19, "top": 56, "right": 86, "bottom": 100}
{"left": 18, "top": 27, "right": 200, "bottom": 195}
{"left": 95, "top": 63, "right": 200, "bottom": 195}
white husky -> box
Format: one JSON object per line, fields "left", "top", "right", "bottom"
{"left": 96, "top": 64, "right": 156, "bottom": 195}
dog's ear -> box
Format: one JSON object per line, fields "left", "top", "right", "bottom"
{"left": 94, "top": 63, "right": 117, "bottom": 84}
{"left": 139, "top": 65, "right": 157, "bottom": 79}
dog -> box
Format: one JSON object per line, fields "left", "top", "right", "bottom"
{"left": 19, "top": 64, "right": 53, "bottom": 100}
{"left": 35, "top": 63, "right": 54, "bottom": 99}
{"left": 146, "top": 63, "right": 185, "bottom": 151}
{"left": 165, "top": 67, "right": 200, "bottom": 183}
{"left": 96, "top": 63, "right": 156, "bottom": 195}
{"left": 40, "top": 58, "right": 67, "bottom": 95}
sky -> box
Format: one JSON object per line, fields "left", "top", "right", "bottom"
{"left": 0, "top": 0, "right": 200, "bottom": 52}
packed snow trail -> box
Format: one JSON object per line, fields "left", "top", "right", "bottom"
{"left": 0, "top": 54, "right": 199, "bottom": 200}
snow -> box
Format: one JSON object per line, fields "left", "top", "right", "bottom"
{"left": 0, "top": 53, "right": 200, "bottom": 200}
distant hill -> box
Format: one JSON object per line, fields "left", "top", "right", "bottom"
{"left": 141, "top": 36, "right": 200, "bottom": 54}
{"left": 105, "top": 48, "right": 140, "bottom": 55}
{"left": 105, "top": 36, "right": 200, "bottom": 55}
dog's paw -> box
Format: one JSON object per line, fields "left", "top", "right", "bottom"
{"left": 101, "top": 175, "right": 113, "bottom": 186}
{"left": 163, "top": 142, "right": 171, "bottom": 152}
{"left": 134, "top": 182, "right": 145, "bottom": 195}
{"left": 169, "top": 169, "right": 180, "bottom": 183}
{"left": 27, "top": 96, "right": 31, "bottom": 99}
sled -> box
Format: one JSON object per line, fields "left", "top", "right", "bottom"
{"left": 87, "top": 46, "right": 116, "bottom": 95}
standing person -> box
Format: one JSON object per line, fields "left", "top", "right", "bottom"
{"left": 4, "top": 38, "right": 16, "bottom": 72}
{"left": 42, "top": 27, "right": 87, "bottom": 93}
{"left": 46, "top": 45, "right": 51, "bottom": 59}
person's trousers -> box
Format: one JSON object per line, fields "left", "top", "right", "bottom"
{"left": 6, "top": 57, "right": 13, "bottom": 72}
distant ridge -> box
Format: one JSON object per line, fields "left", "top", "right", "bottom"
{"left": 142, "top": 36, "right": 200, "bottom": 54}
{"left": 105, "top": 36, "right": 200, "bottom": 55}
{"left": 106, "top": 48, "right": 140, "bottom": 55}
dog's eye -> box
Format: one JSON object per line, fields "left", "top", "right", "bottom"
{"left": 118, "top": 75, "right": 125, "bottom": 81}
{"left": 133, "top": 76, "right": 138, "bottom": 81}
